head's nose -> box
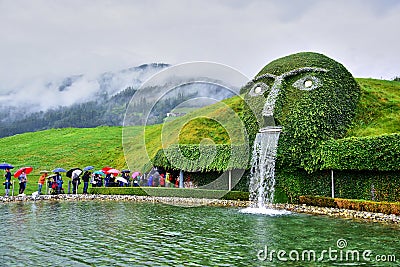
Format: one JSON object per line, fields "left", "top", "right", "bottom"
{"left": 261, "top": 78, "right": 283, "bottom": 128}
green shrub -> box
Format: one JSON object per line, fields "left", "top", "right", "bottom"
{"left": 151, "top": 144, "right": 249, "bottom": 172}
{"left": 299, "top": 195, "right": 400, "bottom": 215}
{"left": 88, "top": 187, "right": 249, "bottom": 200}
{"left": 317, "top": 133, "right": 400, "bottom": 171}
{"left": 276, "top": 170, "right": 400, "bottom": 203}
{"left": 299, "top": 195, "right": 336, "bottom": 207}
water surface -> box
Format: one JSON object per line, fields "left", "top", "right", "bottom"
{"left": 0, "top": 201, "right": 398, "bottom": 266}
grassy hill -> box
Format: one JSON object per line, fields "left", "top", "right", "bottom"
{"left": 0, "top": 78, "right": 399, "bottom": 195}
{"left": 346, "top": 78, "right": 400, "bottom": 137}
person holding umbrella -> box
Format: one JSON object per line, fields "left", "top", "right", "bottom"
{"left": 4, "top": 168, "right": 12, "bottom": 196}
{"left": 17, "top": 169, "right": 28, "bottom": 195}
{"left": 13, "top": 167, "right": 33, "bottom": 195}
{"left": 55, "top": 172, "right": 63, "bottom": 194}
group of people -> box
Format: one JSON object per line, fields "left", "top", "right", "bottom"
{"left": 3, "top": 168, "right": 28, "bottom": 197}
{"left": 138, "top": 168, "right": 195, "bottom": 188}
{"left": 4, "top": 166, "right": 196, "bottom": 196}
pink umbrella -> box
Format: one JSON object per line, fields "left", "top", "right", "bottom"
{"left": 106, "top": 168, "right": 120, "bottom": 175}
{"left": 132, "top": 171, "right": 140, "bottom": 178}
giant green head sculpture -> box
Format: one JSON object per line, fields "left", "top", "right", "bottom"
{"left": 241, "top": 52, "right": 360, "bottom": 170}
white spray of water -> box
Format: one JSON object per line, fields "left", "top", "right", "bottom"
{"left": 240, "top": 127, "right": 291, "bottom": 216}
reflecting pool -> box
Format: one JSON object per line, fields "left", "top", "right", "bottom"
{"left": 0, "top": 201, "right": 399, "bottom": 266}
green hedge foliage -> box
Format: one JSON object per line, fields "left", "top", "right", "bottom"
{"left": 299, "top": 195, "right": 400, "bottom": 215}
{"left": 151, "top": 144, "right": 249, "bottom": 172}
{"left": 89, "top": 187, "right": 249, "bottom": 200}
{"left": 275, "top": 170, "right": 400, "bottom": 203}
{"left": 316, "top": 133, "right": 400, "bottom": 171}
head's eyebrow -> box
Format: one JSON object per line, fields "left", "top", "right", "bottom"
{"left": 280, "top": 67, "right": 328, "bottom": 79}
{"left": 253, "top": 73, "right": 277, "bottom": 82}
{"left": 253, "top": 67, "right": 328, "bottom": 82}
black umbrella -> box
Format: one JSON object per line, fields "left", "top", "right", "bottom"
{"left": 66, "top": 168, "right": 83, "bottom": 178}
{"left": 121, "top": 169, "right": 131, "bottom": 173}
{"left": 0, "top": 162, "right": 14, "bottom": 170}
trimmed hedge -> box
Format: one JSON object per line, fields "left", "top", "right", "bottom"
{"left": 89, "top": 187, "right": 249, "bottom": 201}
{"left": 151, "top": 144, "right": 249, "bottom": 172}
{"left": 317, "top": 133, "right": 400, "bottom": 171}
{"left": 299, "top": 195, "right": 400, "bottom": 215}
{"left": 275, "top": 170, "right": 400, "bottom": 203}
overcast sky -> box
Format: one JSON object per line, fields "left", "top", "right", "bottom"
{"left": 1, "top": 0, "right": 399, "bottom": 90}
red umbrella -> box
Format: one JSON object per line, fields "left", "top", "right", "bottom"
{"left": 106, "top": 168, "right": 120, "bottom": 175}
{"left": 14, "top": 167, "right": 33, "bottom": 178}
{"left": 102, "top": 166, "right": 112, "bottom": 173}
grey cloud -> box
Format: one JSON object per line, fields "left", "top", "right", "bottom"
{"left": 0, "top": 0, "right": 399, "bottom": 97}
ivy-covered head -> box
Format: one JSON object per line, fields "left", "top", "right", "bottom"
{"left": 241, "top": 52, "right": 360, "bottom": 170}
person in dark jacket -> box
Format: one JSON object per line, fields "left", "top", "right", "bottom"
{"left": 82, "top": 171, "right": 91, "bottom": 194}
{"left": 4, "top": 168, "right": 12, "bottom": 196}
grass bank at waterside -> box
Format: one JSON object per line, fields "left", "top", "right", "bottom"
{"left": 1, "top": 194, "right": 399, "bottom": 225}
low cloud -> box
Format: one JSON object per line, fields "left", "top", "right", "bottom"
{"left": 0, "top": 0, "right": 399, "bottom": 106}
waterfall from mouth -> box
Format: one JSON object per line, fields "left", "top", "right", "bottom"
{"left": 249, "top": 127, "right": 281, "bottom": 208}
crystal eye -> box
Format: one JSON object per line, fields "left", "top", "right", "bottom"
{"left": 293, "top": 76, "right": 322, "bottom": 91}
{"left": 249, "top": 83, "right": 269, "bottom": 96}
{"left": 304, "top": 80, "right": 313, "bottom": 88}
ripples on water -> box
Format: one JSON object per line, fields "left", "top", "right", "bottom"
{"left": 0, "top": 201, "right": 399, "bottom": 266}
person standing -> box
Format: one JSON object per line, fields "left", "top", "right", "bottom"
{"left": 82, "top": 171, "right": 91, "bottom": 194}
{"left": 165, "top": 172, "right": 171, "bottom": 188}
{"left": 38, "top": 172, "right": 47, "bottom": 195}
{"left": 4, "top": 168, "right": 12, "bottom": 196}
{"left": 55, "top": 172, "right": 63, "bottom": 194}
{"left": 72, "top": 171, "right": 81, "bottom": 194}
{"left": 159, "top": 173, "right": 165, "bottom": 187}
{"left": 18, "top": 169, "right": 27, "bottom": 195}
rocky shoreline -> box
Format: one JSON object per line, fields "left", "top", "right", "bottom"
{"left": 1, "top": 194, "right": 399, "bottom": 225}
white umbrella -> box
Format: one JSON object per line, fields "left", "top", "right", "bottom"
{"left": 116, "top": 177, "right": 128, "bottom": 184}
{"left": 72, "top": 169, "right": 83, "bottom": 177}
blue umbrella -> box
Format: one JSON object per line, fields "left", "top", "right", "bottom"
{"left": 94, "top": 170, "right": 105, "bottom": 176}
{"left": 83, "top": 166, "right": 94, "bottom": 171}
{"left": 52, "top": 167, "right": 67, "bottom": 173}
{"left": 0, "top": 162, "right": 14, "bottom": 170}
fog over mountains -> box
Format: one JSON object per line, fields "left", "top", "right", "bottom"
{"left": 0, "top": 63, "right": 238, "bottom": 137}
{"left": 0, "top": 63, "right": 170, "bottom": 118}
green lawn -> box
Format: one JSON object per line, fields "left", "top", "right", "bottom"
{"left": 346, "top": 78, "right": 400, "bottom": 137}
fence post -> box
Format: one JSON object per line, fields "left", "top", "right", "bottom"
{"left": 179, "top": 170, "right": 184, "bottom": 188}
{"left": 331, "top": 170, "right": 334, "bottom": 198}
{"left": 228, "top": 170, "right": 232, "bottom": 191}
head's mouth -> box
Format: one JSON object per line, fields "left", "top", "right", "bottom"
{"left": 259, "top": 126, "right": 282, "bottom": 133}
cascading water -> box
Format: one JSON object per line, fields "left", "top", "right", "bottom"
{"left": 240, "top": 126, "right": 290, "bottom": 215}
{"left": 249, "top": 127, "right": 281, "bottom": 208}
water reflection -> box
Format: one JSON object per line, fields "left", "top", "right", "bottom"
{"left": 0, "top": 201, "right": 398, "bottom": 266}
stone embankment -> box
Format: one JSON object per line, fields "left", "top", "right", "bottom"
{"left": 1, "top": 194, "right": 399, "bottom": 225}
